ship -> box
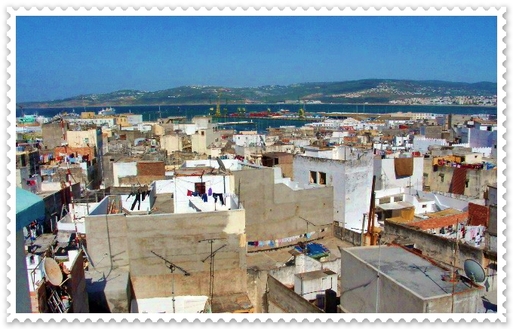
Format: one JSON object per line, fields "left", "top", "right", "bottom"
{"left": 98, "top": 107, "right": 116, "bottom": 116}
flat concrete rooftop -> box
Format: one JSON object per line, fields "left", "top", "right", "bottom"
{"left": 150, "top": 193, "right": 174, "bottom": 214}
{"left": 295, "top": 269, "right": 337, "bottom": 281}
{"left": 346, "top": 245, "right": 480, "bottom": 299}
{"left": 247, "top": 236, "right": 354, "bottom": 271}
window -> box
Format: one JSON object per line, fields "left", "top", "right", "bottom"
{"left": 310, "top": 171, "right": 317, "bottom": 184}
{"left": 201, "top": 131, "right": 205, "bottom": 136}
{"left": 319, "top": 172, "right": 327, "bottom": 185}
{"left": 380, "top": 197, "right": 391, "bottom": 204}
{"left": 274, "top": 158, "right": 279, "bottom": 165}
{"left": 195, "top": 182, "right": 206, "bottom": 195}
{"left": 422, "top": 204, "right": 427, "bottom": 209}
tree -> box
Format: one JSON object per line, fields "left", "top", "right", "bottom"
{"left": 298, "top": 107, "right": 305, "bottom": 119}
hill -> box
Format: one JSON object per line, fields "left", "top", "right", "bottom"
{"left": 19, "top": 79, "right": 497, "bottom": 108}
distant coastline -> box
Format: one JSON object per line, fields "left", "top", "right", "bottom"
{"left": 22, "top": 102, "right": 497, "bottom": 110}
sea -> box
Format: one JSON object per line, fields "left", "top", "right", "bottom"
{"left": 18, "top": 104, "right": 498, "bottom": 133}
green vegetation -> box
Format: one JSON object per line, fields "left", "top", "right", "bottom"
{"left": 20, "top": 79, "right": 497, "bottom": 108}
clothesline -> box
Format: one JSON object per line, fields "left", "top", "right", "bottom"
{"left": 247, "top": 228, "right": 328, "bottom": 248}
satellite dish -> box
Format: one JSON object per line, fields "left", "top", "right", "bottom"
{"left": 43, "top": 257, "right": 63, "bottom": 286}
{"left": 463, "top": 259, "right": 486, "bottom": 283}
{"left": 216, "top": 157, "right": 227, "bottom": 173}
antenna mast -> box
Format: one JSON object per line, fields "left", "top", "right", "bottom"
{"left": 151, "top": 251, "right": 191, "bottom": 313}
{"left": 198, "top": 239, "right": 227, "bottom": 307}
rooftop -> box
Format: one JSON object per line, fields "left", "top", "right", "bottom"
{"left": 408, "top": 211, "right": 468, "bottom": 230}
{"left": 377, "top": 201, "right": 414, "bottom": 211}
{"left": 150, "top": 193, "right": 174, "bottom": 215}
{"left": 345, "top": 245, "right": 481, "bottom": 299}
{"left": 295, "top": 269, "right": 337, "bottom": 281}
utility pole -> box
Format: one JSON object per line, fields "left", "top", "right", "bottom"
{"left": 198, "top": 239, "right": 227, "bottom": 308}
{"left": 151, "top": 251, "right": 191, "bottom": 313}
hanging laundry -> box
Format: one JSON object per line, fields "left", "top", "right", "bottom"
{"left": 208, "top": 187, "right": 212, "bottom": 196}
{"left": 213, "top": 193, "right": 225, "bottom": 205}
{"left": 202, "top": 193, "right": 208, "bottom": 202}
{"left": 187, "top": 190, "right": 193, "bottom": 197}
{"left": 130, "top": 192, "right": 141, "bottom": 211}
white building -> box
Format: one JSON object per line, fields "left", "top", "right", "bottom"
{"left": 233, "top": 132, "right": 266, "bottom": 147}
{"left": 293, "top": 145, "right": 374, "bottom": 232}
{"left": 294, "top": 269, "right": 338, "bottom": 301}
{"left": 66, "top": 117, "right": 117, "bottom": 128}
{"left": 373, "top": 156, "right": 424, "bottom": 191}
{"left": 413, "top": 136, "right": 448, "bottom": 154}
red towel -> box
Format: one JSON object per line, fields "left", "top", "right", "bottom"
{"left": 449, "top": 168, "right": 467, "bottom": 195}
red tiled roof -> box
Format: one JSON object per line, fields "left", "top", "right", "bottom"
{"left": 468, "top": 202, "right": 490, "bottom": 227}
{"left": 408, "top": 212, "right": 468, "bottom": 230}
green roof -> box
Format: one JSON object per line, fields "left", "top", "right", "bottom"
{"left": 15, "top": 187, "right": 45, "bottom": 231}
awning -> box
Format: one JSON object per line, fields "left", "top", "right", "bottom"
{"left": 16, "top": 187, "right": 45, "bottom": 231}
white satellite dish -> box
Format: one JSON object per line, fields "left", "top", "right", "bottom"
{"left": 463, "top": 259, "right": 486, "bottom": 284}
{"left": 43, "top": 257, "right": 63, "bottom": 286}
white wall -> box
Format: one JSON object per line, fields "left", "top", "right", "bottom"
{"left": 233, "top": 134, "right": 266, "bottom": 147}
{"left": 406, "top": 188, "right": 471, "bottom": 211}
{"left": 154, "top": 179, "right": 176, "bottom": 194}
{"left": 130, "top": 296, "right": 208, "bottom": 313}
{"left": 374, "top": 157, "right": 424, "bottom": 191}
{"left": 174, "top": 174, "right": 234, "bottom": 213}
{"left": 413, "top": 136, "right": 448, "bottom": 153}
{"left": 183, "top": 159, "right": 242, "bottom": 171}
{"left": 126, "top": 114, "right": 143, "bottom": 125}
{"left": 293, "top": 150, "right": 374, "bottom": 231}
{"left": 112, "top": 162, "right": 138, "bottom": 186}
{"left": 294, "top": 271, "right": 338, "bottom": 301}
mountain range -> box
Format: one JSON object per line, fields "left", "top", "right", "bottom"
{"left": 19, "top": 79, "right": 497, "bottom": 108}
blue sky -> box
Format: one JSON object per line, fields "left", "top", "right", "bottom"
{"left": 16, "top": 15, "right": 497, "bottom": 102}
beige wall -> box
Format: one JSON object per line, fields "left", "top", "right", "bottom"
{"left": 233, "top": 167, "right": 334, "bottom": 247}
{"left": 85, "top": 209, "right": 246, "bottom": 299}
{"left": 67, "top": 129, "right": 98, "bottom": 148}
{"left": 160, "top": 134, "right": 183, "bottom": 153}
{"left": 424, "top": 159, "right": 497, "bottom": 198}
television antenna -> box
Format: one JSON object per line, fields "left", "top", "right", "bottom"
{"left": 298, "top": 216, "right": 316, "bottom": 254}
{"left": 151, "top": 251, "right": 191, "bottom": 313}
{"left": 198, "top": 239, "right": 227, "bottom": 307}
